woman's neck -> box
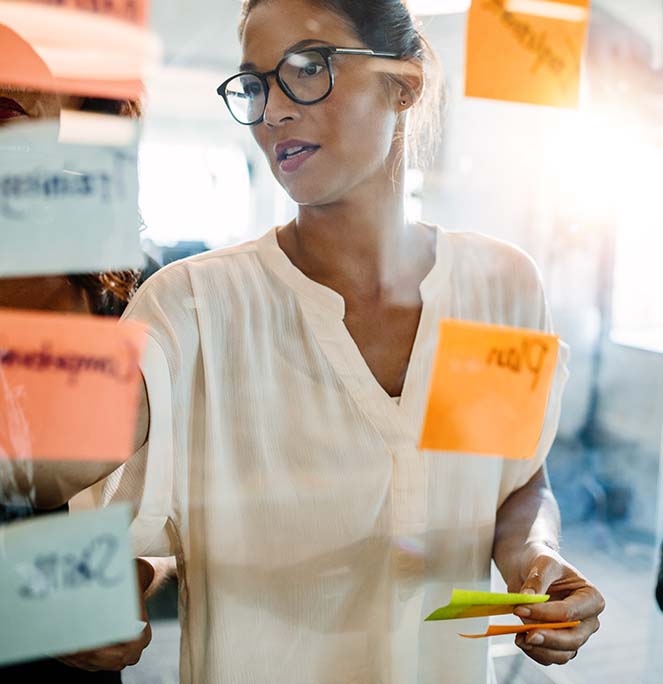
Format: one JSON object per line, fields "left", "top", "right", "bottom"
{"left": 282, "top": 165, "right": 429, "bottom": 303}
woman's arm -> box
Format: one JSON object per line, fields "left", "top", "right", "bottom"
{"left": 493, "top": 466, "right": 561, "bottom": 582}
{"left": 494, "top": 466, "right": 605, "bottom": 666}
{"left": 1, "top": 374, "right": 150, "bottom": 510}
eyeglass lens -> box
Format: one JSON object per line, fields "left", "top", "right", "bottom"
{"left": 224, "top": 50, "right": 331, "bottom": 124}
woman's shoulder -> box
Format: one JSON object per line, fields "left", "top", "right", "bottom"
{"left": 122, "top": 237, "right": 264, "bottom": 323}
{"left": 134, "top": 238, "right": 262, "bottom": 295}
{"left": 440, "top": 227, "right": 543, "bottom": 289}
{"left": 444, "top": 228, "right": 538, "bottom": 270}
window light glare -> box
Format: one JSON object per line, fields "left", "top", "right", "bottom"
{"left": 408, "top": 0, "right": 472, "bottom": 15}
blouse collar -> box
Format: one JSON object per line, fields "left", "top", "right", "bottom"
{"left": 256, "top": 223, "right": 449, "bottom": 319}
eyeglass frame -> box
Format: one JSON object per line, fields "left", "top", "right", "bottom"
{"left": 217, "top": 46, "right": 401, "bottom": 126}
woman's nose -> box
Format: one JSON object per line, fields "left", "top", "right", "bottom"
{"left": 262, "top": 78, "right": 300, "bottom": 127}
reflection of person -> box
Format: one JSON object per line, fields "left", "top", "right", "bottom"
{"left": 36, "top": 1, "right": 603, "bottom": 682}
{"left": 0, "top": 80, "right": 157, "bottom": 678}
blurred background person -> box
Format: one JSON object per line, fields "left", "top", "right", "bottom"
{"left": 0, "top": 32, "right": 158, "bottom": 678}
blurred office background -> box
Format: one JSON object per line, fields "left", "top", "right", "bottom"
{"left": 121, "top": 1, "right": 663, "bottom": 682}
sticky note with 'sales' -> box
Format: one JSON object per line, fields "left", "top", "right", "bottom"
{"left": 0, "top": 119, "right": 143, "bottom": 278}
{"left": 465, "top": 0, "right": 590, "bottom": 108}
{"left": 419, "top": 320, "right": 559, "bottom": 459}
{"left": 0, "top": 309, "right": 146, "bottom": 461}
{"left": 425, "top": 589, "right": 550, "bottom": 621}
{"left": 0, "top": 504, "right": 142, "bottom": 667}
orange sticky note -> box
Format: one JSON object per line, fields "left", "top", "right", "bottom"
{"left": 28, "top": 0, "right": 148, "bottom": 26}
{"left": 0, "top": 0, "right": 156, "bottom": 99}
{"left": 465, "top": 0, "right": 590, "bottom": 108}
{"left": 0, "top": 309, "right": 146, "bottom": 461}
{"left": 419, "top": 320, "right": 559, "bottom": 459}
{"left": 460, "top": 621, "right": 580, "bottom": 638}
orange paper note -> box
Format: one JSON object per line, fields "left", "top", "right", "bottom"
{"left": 0, "top": 309, "right": 146, "bottom": 461}
{"left": 465, "top": 0, "right": 590, "bottom": 108}
{"left": 28, "top": 0, "right": 148, "bottom": 25}
{"left": 419, "top": 320, "right": 559, "bottom": 459}
{"left": 0, "top": 0, "right": 156, "bottom": 99}
{"left": 460, "top": 621, "right": 581, "bottom": 638}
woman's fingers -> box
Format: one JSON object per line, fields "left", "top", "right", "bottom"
{"left": 515, "top": 585, "right": 605, "bottom": 623}
{"left": 55, "top": 623, "right": 151, "bottom": 671}
{"left": 514, "top": 615, "right": 600, "bottom": 665}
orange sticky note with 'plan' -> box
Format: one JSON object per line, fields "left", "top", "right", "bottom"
{"left": 0, "top": 309, "right": 146, "bottom": 461}
{"left": 465, "top": 0, "right": 590, "bottom": 108}
{"left": 419, "top": 320, "right": 559, "bottom": 459}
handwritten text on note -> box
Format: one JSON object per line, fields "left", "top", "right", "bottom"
{"left": 0, "top": 309, "right": 146, "bottom": 462}
{"left": 0, "top": 505, "right": 141, "bottom": 667}
{"left": 419, "top": 320, "right": 560, "bottom": 459}
{"left": 465, "top": 0, "right": 590, "bottom": 108}
{"left": 0, "top": 121, "right": 142, "bottom": 277}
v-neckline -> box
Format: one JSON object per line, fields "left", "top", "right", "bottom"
{"left": 256, "top": 224, "right": 449, "bottom": 438}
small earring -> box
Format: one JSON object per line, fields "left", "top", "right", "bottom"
{"left": 400, "top": 99, "right": 407, "bottom": 106}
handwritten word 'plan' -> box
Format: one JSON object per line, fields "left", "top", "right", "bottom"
{"left": 0, "top": 505, "right": 141, "bottom": 667}
{"left": 419, "top": 319, "right": 560, "bottom": 459}
{"left": 0, "top": 309, "right": 146, "bottom": 462}
{"left": 465, "top": 0, "right": 590, "bottom": 108}
{"left": 0, "top": 120, "right": 143, "bottom": 277}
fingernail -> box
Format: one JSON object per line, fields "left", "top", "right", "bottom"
{"left": 514, "top": 607, "right": 531, "bottom": 618}
{"left": 520, "top": 588, "right": 536, "bottom": 595}
{"left": 527, "top": 633, "right": 544, "bottom": 646}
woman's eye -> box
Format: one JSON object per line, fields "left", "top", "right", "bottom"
{"left": 243, "top": 83, "right": 263, "bottom": 98}
{"left": 299, "top": 63, "right": 323, "bottom": 78}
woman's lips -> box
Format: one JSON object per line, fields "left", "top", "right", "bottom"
{"left": 278, "top": 146, "right": 320, "bottom": 174}
{"left": 0, "top": 97, "right": 28, "bottom": 121}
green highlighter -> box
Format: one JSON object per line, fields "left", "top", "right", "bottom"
{"left": 425, "top": 589, "right": 550, "bottom": 621}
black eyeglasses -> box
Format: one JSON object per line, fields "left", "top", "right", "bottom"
{"left": 217, "top": 46, "right": 400, "bottom": 126}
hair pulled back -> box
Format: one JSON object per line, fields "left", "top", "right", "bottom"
{"left": 239, "top": 0, "right": 443, "bottom": 168}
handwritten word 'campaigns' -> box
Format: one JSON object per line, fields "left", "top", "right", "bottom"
{"left": 0, "top": 309, "right": 146, "bottom": 461}
{"left": 0, "top": 504, "right": 141, "bottom": 667}
{"left": 419, "top": 320, "right": 561, "bottom": 459}
{"left": 465, "top": 0, "right": 590, "bottom": 108}
{"left": 0, "top": 120, "right": 143, "bottom": 277}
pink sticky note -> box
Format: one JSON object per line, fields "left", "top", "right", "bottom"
{"left": 0, "top": 309, "right": 146, "bottom": 461}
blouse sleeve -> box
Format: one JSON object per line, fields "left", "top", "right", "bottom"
{"left": 102, "top": 264, "right": 198, "bottom": 557}
{"left": 497, "top": 250, "right": 570, "bottom": 508}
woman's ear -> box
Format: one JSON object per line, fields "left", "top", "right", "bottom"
{"left": 393, "top": 60, "right": 424, "bottom": 112}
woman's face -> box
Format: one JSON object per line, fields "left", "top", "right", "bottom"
{"left": 0, "top": 88, "right": 83, "bottom": 127}
{"left": 241, "top": 0, "right": 403, "bottom": 206}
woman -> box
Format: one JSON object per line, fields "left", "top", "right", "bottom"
{"left": 61, "top": 1, "right": 604, "bottom": 682}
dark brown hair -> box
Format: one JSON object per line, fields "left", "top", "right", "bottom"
{"left": 239, "top": 0, "right": 443, "bottom": 167}
{"left": 67, "top": 97, "right": 143, "bottom": 314}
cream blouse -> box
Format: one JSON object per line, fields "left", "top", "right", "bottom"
{"left": 103, "top": 225, "right": 569, "bottom": 684}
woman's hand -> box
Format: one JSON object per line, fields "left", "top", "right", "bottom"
{"left": 56, "top": 558, "right": 154, "bottom": 671}
{"left": 510, "top": 544, "right": 604, "bottom": 666}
